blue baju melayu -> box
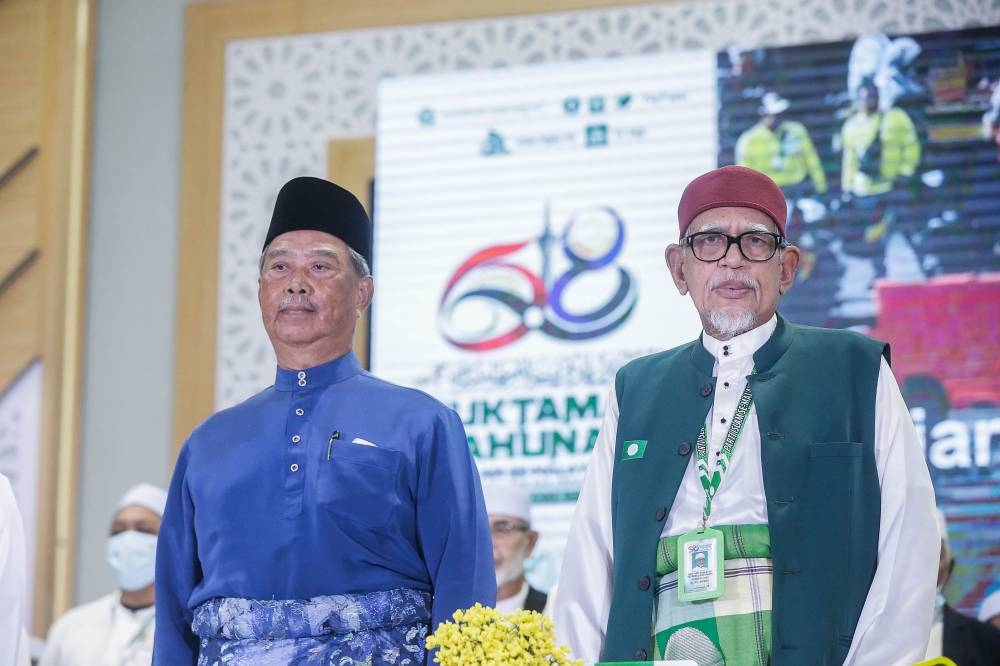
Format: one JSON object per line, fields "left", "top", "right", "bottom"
{"left": 153, "top": 352, "right": 495, "bottom": 664}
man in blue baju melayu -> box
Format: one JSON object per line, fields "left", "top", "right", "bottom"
{"left": 552, "top": 166, "right": 939, "bottom": 665}
{"left": 154, "top": 176, "right": 495, "bottom": 664}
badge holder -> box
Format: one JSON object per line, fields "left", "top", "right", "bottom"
{"left": 677, "top": 526, "right": 725, "bottom": 602}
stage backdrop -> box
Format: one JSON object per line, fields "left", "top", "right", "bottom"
{"left": 372, "top": 51, "right": 714, "bottom": 587}
{"left": 715, "top": 25, "right": 1000, "bottom": 612}
{"left": 373, "top": 27, "right": 1000, "bottom": 608}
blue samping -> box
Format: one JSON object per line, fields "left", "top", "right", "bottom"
{"left": 192, "top": 587, "right": 431, "bottom": 665}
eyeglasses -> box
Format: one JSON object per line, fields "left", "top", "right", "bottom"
{"left": 490, "top": 520, "right": 530, "bottom": 536}
{"left": 684, "top": 231, "right": 787, "bottom": 262}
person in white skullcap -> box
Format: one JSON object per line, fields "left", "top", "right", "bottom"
{"left": 0, "top": 473, "right": 29, "bottom": 666}
{"left": 925, "top": 508, "right": 1000, "bottom": 664}
{"left": 40, "top": 483, "right": 168, "bottom": 666}
{"left": 483, "top": 485, "right": 547, "bottom": 614}
{"left": 734, "top": 91, "right": 828, "bottom": 211}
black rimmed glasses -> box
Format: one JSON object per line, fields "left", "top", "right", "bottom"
{"left": 684, "top": 231, "right": 787, "bottom": 262}
{"left": 490, "top": 519, "right": 530, "bottom": 536}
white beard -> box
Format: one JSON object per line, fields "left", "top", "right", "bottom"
{"left": 495, "top": 556, "right": 526, "bottom": 587}
{"left": 708, "top": 309, "right": 756, "bottom": 338}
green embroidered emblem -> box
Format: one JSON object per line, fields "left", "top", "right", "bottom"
{"left": 622, "top": 439, "right": 648, "bottom": 460}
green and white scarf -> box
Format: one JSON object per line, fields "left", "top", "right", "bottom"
{"left": 652, "top": 524, "right": 773, "bottom": 666}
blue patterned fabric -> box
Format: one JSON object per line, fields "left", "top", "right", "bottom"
{"left": 191, "top": 588, "right": 431, "bottom": 665}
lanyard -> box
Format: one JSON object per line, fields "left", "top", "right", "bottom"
{"left": 695, "top": 370, "right": 755, "bottom": 528}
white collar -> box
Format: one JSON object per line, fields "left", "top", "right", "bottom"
{"left": 701, "top": 314, "right": 777, "bottom": 364}
{"left": 496, "top": 580, "right": 530, "bottom": 614}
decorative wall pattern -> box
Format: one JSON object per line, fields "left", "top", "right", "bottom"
{"left": 215, "top": 0, "right": 1000, "bottom": 408}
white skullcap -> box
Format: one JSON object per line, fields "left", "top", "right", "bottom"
{"left": 979, "top": 588, "right": 1000, "bottom": 623}
{"left": 483, "top": 484, "right": 532, "bottom": 524}
{"left": 115, "top": 483, "right": 168, "bottom": 517}
{"left": 935, "top": 508, "right": 951, "bottom": 560}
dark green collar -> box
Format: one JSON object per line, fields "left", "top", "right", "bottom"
{"left": 753, "top": 313, "right": 795, "bottom": 374}
{"left": 687, "top": 313, "right": 794, "bottom": 378}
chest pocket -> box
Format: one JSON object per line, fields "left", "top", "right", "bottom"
{"left": 317, "top": 443, "right": 401, "bottom": 530}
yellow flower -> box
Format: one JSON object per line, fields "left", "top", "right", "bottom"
{"left": 426, "top": 603, "right": 582, "bottom": 666}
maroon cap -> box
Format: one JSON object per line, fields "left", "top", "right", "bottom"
{"left": 677, "top": 165, "right": 787, "bottom": 237}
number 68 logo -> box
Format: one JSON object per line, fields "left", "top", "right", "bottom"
{"left": 438, "top": 205, "right": 637, "bottom": 351}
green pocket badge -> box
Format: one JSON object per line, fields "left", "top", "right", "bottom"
{"left": 621, "top": 439, "right": 648, "bottom": 460}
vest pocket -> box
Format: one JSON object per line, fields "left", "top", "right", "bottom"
{"left": 317, "top": 445, "right": 401, "bottom": 529}
{"left": 827, "top": 634, "right": 852, "bottom": 665}
{"left": 806, "top": 440, "right": 865, "bottom": 638}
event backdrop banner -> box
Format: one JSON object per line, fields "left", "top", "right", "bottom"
{"left": 374, "top": 25, "right": 1000, "bottom": 609}
{"left": 718, "top": 25, "right": 1000, "bottom": 613}
{"left": 373, "top": 51, "right": 716, "bottom": 587}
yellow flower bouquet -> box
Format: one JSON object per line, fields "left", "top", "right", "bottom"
{"left": 426, "top": 603, "right": 582, "bottom": 666}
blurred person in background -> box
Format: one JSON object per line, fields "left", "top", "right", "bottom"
{"left": 484, "top": 485, "right": 547, "bottom": 614}
{"left": 925, "top": 509, "right": 1000, "bottom": 665}
{"left": 40, "top": 483, "right": 166, "bottom": 666}
{"left": 1, "top": 472, "right": 29, "bottom": 665}
{"left": 735, "top": 90, "right": 828, "bottom": 235}
{"left": 839, "top": 79, "right": 921, "bottom": 277}
{"left": 841, "top": 79, "right": 920, "bottom": 201}
{"left": 979, "top": 588, "right": 1000, "bottom": 631}
{"left": 983, "top": 78, "right": 1000, "bottom": 161}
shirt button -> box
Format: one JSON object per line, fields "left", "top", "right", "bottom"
{"left": 298, "top": 379, "right": 307, "bottom": 387}
{"left": 721, "top": 417, "right": 727, "bottom": 424}
{"left": 634, "top": 649, "right": 648, "bottom": 660}
{"left": 291, "top": 435, "right": 301, "bottom": 443}
{"left": 297, "top": 371, "right": 306, "bottom": 379}
{"left": 700, "top": 383, "right": 712, "bottom": 397}
{"left": 290, "top": 463, "right": 299, "bottom": 472}
{"left": 677, "top": 442, "right": 692, "bottom": 456}
{"left": 295, "top": 408, "right": 304, "bottom": 416}
{"left": 638, "top": 575, "right": 650, "bottom": 591}
{"left": 655, "top": 506, "right": 667, "bottom": 521}
{"left": 724, "top": 381, "right": 730, "bottom": 388}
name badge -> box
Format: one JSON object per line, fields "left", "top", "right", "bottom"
{"left": 677, "top": 527, "right": 725, "bottom": 602}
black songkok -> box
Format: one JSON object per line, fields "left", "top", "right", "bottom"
{"left": 263, "top": 176, "right": 371, "bottom": 264}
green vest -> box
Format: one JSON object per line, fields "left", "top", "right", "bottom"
{"left": 604, "top": 315, "right": 887, "bottom": 665}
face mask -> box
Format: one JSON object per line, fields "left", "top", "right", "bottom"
{"left": 107, "top": 530, "right": 157, "bottom": 591}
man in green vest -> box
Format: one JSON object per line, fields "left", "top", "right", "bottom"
{"left": 551, "top": 165, "right": 938, "bottom": 665}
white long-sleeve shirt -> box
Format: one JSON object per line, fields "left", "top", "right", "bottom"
{"left": 40, "top": 592, "right": 155, "bottom": 666}
{"left": 551, "top": 316, "right": 939, "bottom": 665}
{"left": 0, "top": 474, "right": 27, "bottom": 666}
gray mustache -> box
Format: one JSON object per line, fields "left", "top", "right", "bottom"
{"left": 707, "top": 271, "right": 759, "bottom": 291}
{"left": 277, "top": 296, "right": 317, "bottom": 312}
